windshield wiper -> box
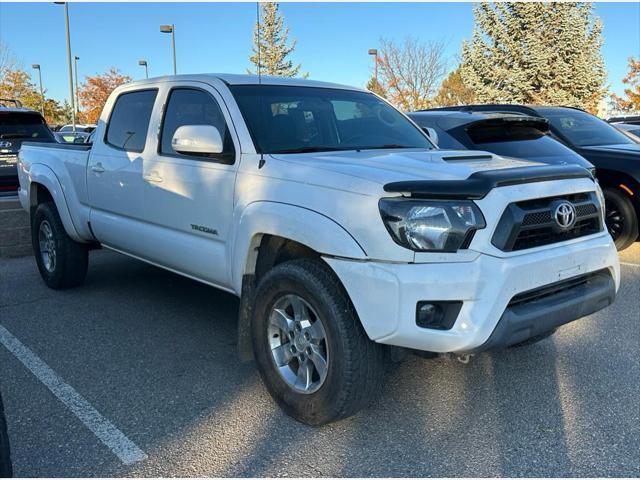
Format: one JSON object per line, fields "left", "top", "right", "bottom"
{"left": 270, "top": 146, "right": 347, "bottom": 154}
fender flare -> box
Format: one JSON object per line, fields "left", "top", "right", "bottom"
{"left": 28, "top": 163, "right": 83, "bottom": 242}
{"left": 230, "top": 201, "right": 367, "bottom": 294}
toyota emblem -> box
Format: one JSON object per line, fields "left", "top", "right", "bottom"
{"left": 554, "top": 202, "right": 576, "bottom": 229}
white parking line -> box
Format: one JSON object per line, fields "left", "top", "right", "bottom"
{"left": 621, "top": 262, "right": 640, "bottom": 268}
{"left": 0, "top": 324, "right": 147, "bottom": 465}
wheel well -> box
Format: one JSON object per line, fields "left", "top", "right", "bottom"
{"left": 237, "top": 235, "right": 322, "bottom": 362}
{"left": 254, "top": 235, "right": 320, "bottom": 281}
{"left": 29, "top": 183, "right": 54, "bottom": 217}
{"left": 596, "top": 169, "right": 640, "bottom": 239}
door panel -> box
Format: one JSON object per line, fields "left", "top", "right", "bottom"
{"left": 142, "top": 83, "right": 239, "bottom": 287}
{"left": 88, "top": 89, "right": 158, "bottom": 252}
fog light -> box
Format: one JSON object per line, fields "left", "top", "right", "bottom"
{"left": 416, "top": 301, "right": 463, "bottom": 330}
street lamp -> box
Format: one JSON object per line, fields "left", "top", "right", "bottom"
{"left": 138, "top": 60, "right": 149, "bottom": 79}
{"left": 368, "top": 48, "right": 378, "bottom": 82}
{"left": 55, "top": 2, "right": 76, "bottom": 132}
{"left": 160, "top": 24, "right": 177, "bottom": 75}
{"left": 74, "top": 56, "right": 80, "bottom": 115}
{"left": 31, "top": 64, "right": 45, "bottom": 117}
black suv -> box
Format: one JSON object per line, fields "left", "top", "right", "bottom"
{"left": 0, "top": 100, "right": 55, "bottom": 195}
{"left": 422, "top": 105, "right": 640, "bottom": 251}
{"left": 407, "top": 110, "right": 593, "bottom": 170}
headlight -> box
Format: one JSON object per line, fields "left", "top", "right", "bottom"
{"left": 379, "top": 198, "right": 486, "bottom": 252}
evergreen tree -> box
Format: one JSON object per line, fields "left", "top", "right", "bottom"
{"left": 432, "top": 67, "right": 476, "bottom": 107}
{"left": 249, "top": 2, "right": 305, "bottom": 77}
{"left": 461, "top": 2, "right": 606, "bottom": 112}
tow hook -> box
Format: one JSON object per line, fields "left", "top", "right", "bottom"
{"left": 456, "top": 354, "right": 473, "bottom": 364}
{"left": 437, "top": 353, "right": 474, "bottom": 364}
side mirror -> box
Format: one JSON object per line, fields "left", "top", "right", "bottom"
{"left": 421, "top": 127, "right": 439, "bottom": 146}
{"left": 172, "top": 125, "right": 223, "bottom": 155}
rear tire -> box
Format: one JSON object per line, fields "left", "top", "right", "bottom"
{"left": 0, "top": 391, "right": 12, "bottom": 478}
{"left": 603, "top": 187, "right": 638, "bottom": 251}
{"left": 251, "top": 258, "right": 386, "bottom": 426}
{"left": 31, "top": 202, "right": 88, "bottom": 289}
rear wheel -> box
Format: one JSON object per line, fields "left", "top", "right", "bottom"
{"left": 251, "top": 258, "right": 386, "bottom": 425}
{"left": 32, "top": 202, "right": 89, "bottom": 289}
{"left": 603, "top": 188, "right": 638, "bottom": 251}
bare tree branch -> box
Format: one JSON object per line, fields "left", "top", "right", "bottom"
{"left": 377, "top": 37, "right": 448, "bottom": 111}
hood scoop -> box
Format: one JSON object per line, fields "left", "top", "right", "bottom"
{"left": 442, "top": 154, "right": 494, "bottom": 162}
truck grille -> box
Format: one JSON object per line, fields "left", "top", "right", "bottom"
{"left": 492, "top": 192, "right": 603, "bottom": 252}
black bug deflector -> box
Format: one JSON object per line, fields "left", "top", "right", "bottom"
{"left": 383, "top": 164, "right": 594, "bottom": 200}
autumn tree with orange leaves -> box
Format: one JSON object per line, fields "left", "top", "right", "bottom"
{"left": 78, "top": 68, "right": 131, "bottom": 124}
{"left": 611, "top": 57, "right": 640, "bottom": 113}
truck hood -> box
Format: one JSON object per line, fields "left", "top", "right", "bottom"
{"left": 270, "top": 149, "right": 542, "bottom": 185}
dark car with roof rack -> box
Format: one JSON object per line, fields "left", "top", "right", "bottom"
{"left": 417, "top": 104, "right": 640, "bottom": 251}
{"left": 0, "top": 99, "right": 56, "bottom": 195}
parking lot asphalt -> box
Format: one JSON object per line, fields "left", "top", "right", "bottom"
{"left": 1, "top": 245, "right": 639, "bottom": 477}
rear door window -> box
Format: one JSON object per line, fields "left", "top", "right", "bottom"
{"left": 106, "top": 89, "right": 157, "bottom": 152}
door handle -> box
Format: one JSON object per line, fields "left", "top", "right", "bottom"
{"left": 91, "top": 162, "right": 105, "bottom": 174}
{"left": 143, "top": 172, "right": 163, "bottom": 183}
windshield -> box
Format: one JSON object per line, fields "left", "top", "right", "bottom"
{"left": 230, "top": 85, "right": 433, "bottom": 154}
{"left": 545, "top": 109, "right": 635, "bottom": 147}
{"left": 0, "top": 112, "right": 54, "bottom": 142}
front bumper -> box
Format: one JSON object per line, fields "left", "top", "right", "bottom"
{"left": 324, "top": 232, "right": 619, "bottom": 353}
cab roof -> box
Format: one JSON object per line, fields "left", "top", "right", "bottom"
{"left": 123, "top": 73, "right": 365, "bottom": 92}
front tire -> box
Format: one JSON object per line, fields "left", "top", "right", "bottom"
{"left": 252, "top": 258, "right": 386, "bottom": 425}
{"left": 32, "top": 202, "right": 88, "bottom": 289}
{"left": 603, "top": 187, "right": 638, "bottom": 251}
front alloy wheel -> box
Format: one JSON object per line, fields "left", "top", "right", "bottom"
{"left": 251, "top": 258, "right": 386, "bottom": 425}
{"left": 268, "top": 294, "right": 329, "bottom": 394}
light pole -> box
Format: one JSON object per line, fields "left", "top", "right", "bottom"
{"left": 160, "top": 24, "right": 176, "bottom": 75}
{"left": 31, "top": 64, "right": 45, "bottom": 117}
{"left": 74, "top": 55, "right": 80, "bottom": 115}
{"left": 55, "top": 2, "right": 76, "bottom": 131}
{"left": 368, "top": 48, "right": 378, "bottom": 83}
{"left": 138, "top": 60, "right": 148, "bottom": 79}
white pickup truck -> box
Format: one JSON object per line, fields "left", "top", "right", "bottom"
{"left": 18, "top": 74, "right": 619, "bottom": 425}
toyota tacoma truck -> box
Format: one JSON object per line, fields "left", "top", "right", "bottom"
{"left": 17, "top": 75, "right": 620, "bottom": 425}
